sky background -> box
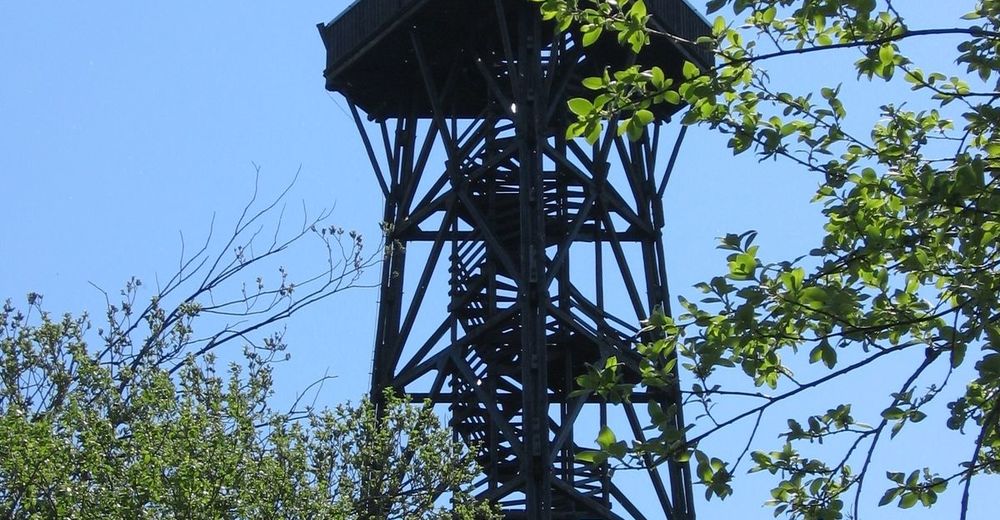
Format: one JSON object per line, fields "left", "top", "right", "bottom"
{"left": 0, "top": 1, "right": 991, "bottom": 517}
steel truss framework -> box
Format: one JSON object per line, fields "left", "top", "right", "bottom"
{"left": 349, "top": 2, "right": 695, "bottom": 518}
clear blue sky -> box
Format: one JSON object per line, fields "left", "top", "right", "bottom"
{"left": 0, "top": 1, "right": 989, "bottom": 517}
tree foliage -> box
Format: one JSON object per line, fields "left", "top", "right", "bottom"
{"left": 0, "top": 178, "right": 497, "bottom": 519}
{"left": 537, "top": 0, "right": 1000, "bottom": 518}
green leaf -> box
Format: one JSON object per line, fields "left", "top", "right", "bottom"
{"left": 596, "top": 425, "right": 617, "bottom": 449}
{"left": 779, "top": 268, "right": 805, "bottom": 291}
{"left": 697, "top": 459, "right": 714, "bottom": 481}
{"left": 760, "top": 6, "right": 776, "bottom": 24}
{"left": 951, "top": 342, "right": 967, "bottom": 368}
{"left": 568, "top": 97, "right": 594, "bottom": 116}
{"left": 648, "top": 401, "right": 665, "bottom": 424}
{"left": 979, "top": 353, "right": 1000, "bottom": 376}
{"left": 727, "top": 250, "right": 757, "bottom": 280}
{"left": 878, "top": 488, "right": 900, "bottom": 506}
{"left": 626, "top": 120, "right": 645, "bottom": 141}
{"left": 617, "top": 120, "right": 630, "bottom": 137}
{"left": 607, "top": 440, "right": 628, "bottom": 459}
{"left": 582, "top": 26, "right": 603, "bottom": 47}
{"left": 799, "top": 287, "right": 828, "bottom": 310}
{"left": 585, "top": 121, "right": 602, "bottom": 144}
{"left": 809, "top": 344, "right": 824, "bottom": 364}
{"left": 904, "top": 68, "right": 924, "bottom": 85}
{"left": 628, "top": 31, "right": 645, "bottom": 53}
{"left": 821, "top": 343, "right": 837, "bottom": 369}
{"left": 682, "top": 61, "right": 700, "bottom": 80}
{"left": 576, "top": 450, "right": 608, "bottom": 465}
{"left": 582, "top": 77, "right": 603, "bottom": 91}
{"left": 628, "top": 0, "right": 647, "bottom": 19}
{"left": 899, "top": 491, "right": 919, "bottom": 509}
{"left": 650, "top": 66, "right": 665, "bottom": 86}
{"left": 881, "top": 407, "right": 905, "bottom": 420}
{"left": 878, "top": 44, "right": 895, "bottom": 65}
{"left": 634, "top": 109, "right": 654, "bottom": 126}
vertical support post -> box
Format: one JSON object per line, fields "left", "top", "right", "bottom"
{"left": 512, "top": 2, "right": 551, "bottom": 516}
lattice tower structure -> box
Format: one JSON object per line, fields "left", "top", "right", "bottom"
{"left": 318, "top": 1, "right": 711, "bottom": 517}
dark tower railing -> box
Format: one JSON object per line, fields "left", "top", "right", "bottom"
{"left": 319, "top": 1, "right": 710, "bottom": 518}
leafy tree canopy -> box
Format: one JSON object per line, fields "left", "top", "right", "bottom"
{"left": 0, "top": 297, "right": 497, "bottom": 519}
{"left": 537, "top": 0, "right": 1000, "bottom": 518}
{"left": 0, "top": 181, "right": 498, "bottom": 519}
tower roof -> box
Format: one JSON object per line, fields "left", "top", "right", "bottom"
{"left": 318, "top": 0, "right": 712, "bottom": 119}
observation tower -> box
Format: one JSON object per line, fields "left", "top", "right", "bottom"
{"left": 318, "top": 1, "right": 711, "bottom": 517}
